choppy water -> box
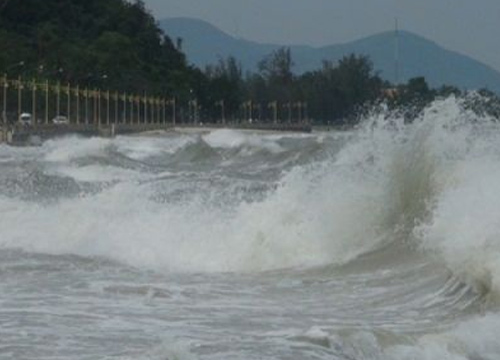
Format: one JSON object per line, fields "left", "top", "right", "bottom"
{"left": 1, "top": 96, "right": 500, "bottom": 359}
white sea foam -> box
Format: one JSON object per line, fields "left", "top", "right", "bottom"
{"left": 203, "top": 129, "right": 285, "bottom": 153}
{"left": 114, "top": 134, "right": 196, "bottom": 160}
{"left": 0, "top": 138, "right": 386, "bottom": 272}
{"left": 43, "top": 136, "right": 112, "bottom": 162}
{"left": 2, "top": 96, "right": 500, "bottom": 360}
{"left": 49, "top": 164, "right": 151, "bottom": 183}
{"left": 1, "top": 96, "right": 500, "bottom": 284}
{"left": 384, "top": 314, "right": 500, "bottom": 360}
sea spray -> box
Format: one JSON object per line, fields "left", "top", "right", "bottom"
{"left": 0, "top": 96, "right": 499, "bottom": 282}
{"left": 1, "top": 95, "right": 500, "bottom": 359}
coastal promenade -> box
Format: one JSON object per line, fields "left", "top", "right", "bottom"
{"left": 0, "top": 122, "right": 312, "bottom": 145}
{"left": 1, "top": 76, "right": 311, "bottom": 145}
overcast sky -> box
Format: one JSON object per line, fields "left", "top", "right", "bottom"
{"left": 142, "top": 0, "right": 500, "bottom": 72}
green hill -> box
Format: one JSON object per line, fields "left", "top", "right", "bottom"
{"left": 0, "top": 0, "right": 191, "bottom": 95}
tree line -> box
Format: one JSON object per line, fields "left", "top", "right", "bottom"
{"left": 0, "top": 0, "right": 494, "bottom": 126}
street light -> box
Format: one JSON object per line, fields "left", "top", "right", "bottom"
{"left": 188, "top": 99, "right": 198, "bottom": 124}
{"left": 268, "top": 101, "right": 278, "bottom": 124}
{"left": 2, "top": 74, "right": 7, "bottom": 126}
{"left": 55, "top": 68, "right": 64, "bottom": 120}
{"left": 169, "top": 98, "right": 176, "bottom": 125}
{"left": 215, "top": 100, "right": 225, "bottom": 125}
{"left": 283, "top": 102, "right": 292, "bottom": 123}
{"left": 2, "top": 61, "right": 25, "bottom": 126}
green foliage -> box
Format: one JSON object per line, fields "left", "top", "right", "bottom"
{"left": 265, "top": 54, "right": 384, "bottom": 124}
{"left": 204, "top": 57, "right": 244, "bottom": 120}
{"left": 258, "top": 47, "right": 294, "bottom": 84}
{"left": 258, "top": 47, "right": 294, "bottom": 103}
{"left": 0, "top": 0, "right": 191, "bottom": 94}
{"left": 2, "top": 0, "right": 474, "bottom": 126}
{"left": 199, "top": 52, "right": 386, "bottom": 124}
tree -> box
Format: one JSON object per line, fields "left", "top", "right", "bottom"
{"left": 258, "top": 47, "right": 294, "bottom": 84}
{"left": 257, "top": 47, "right": 295, "bottom": 103}
{"left": 205, "top": 57, "right": 244, "bottom": 120}
{"left": 0, "top": 0, "right": 194, "bottom": 94}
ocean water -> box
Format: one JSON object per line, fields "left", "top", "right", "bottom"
{"left": 0, "top": 96, "right": 499, "bottom": 359}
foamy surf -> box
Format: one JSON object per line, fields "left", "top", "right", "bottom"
{"left": 0, "top": 95, "right": 499, "bottom": 359}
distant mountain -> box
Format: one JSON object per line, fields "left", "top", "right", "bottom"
{"left": 159, "top": 18, "right": 281, "bottom": 73}
{"left": 159, "top": 17, "right": 500, "bottom": 93}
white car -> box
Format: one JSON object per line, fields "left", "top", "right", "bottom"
{"left": 52, "top": 115, "right": 69, "bottom": 125}
{"left": 18, "top": 112, "right": 32, "bottom": 126}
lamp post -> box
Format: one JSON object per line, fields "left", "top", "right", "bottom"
{"left": 106, "top": 90, "right": 110, "bottom": 125}
{"left": 56, "top": 81, "right": 61, "bottom": 120}
{"left": 170, "top": 98, "right": 176, "bottom": 125}
{"left": 66, "top": 82, "right": 71, "bottom": 124}
{"left": 283, "top": 102, "right": 292, "bottom": 123}
{"left": 100, "top": 75, "right": 110, "bottom": 125}
{"left": 247, "top": 100, "right": 253, "bottom": 122}
{"left": 75, "top": 85, "right": 80, "bottom": 124}
{"left": 216, "top": 100, "right": 225, "bottom": 125}
{"left": 143, "top": 92, "right": 148, "bottom": 124}
{"left": 155, "top": 98, "right": 160, "bottom": 124}
{"left": 157, "top": 98, "right": 161, "bottom": 124}
{"left": 84, "top": 88, "right": 89, "bottom": 125}
{"left": 55, "top": 68, "right": 64, "bottom": 120}
{"left": 93, "top": 89, "right": 98, "bottom": 125}
{"left": 2, "top": 74, "right": 7, "bottom": 127}
{"left": 303, "top": 102, "right": 309, "bottom": 123}
{"left": 268, "top": 101, "right": 278, "bottom": 124}
{"left": 2, "top": 61, "right": 25, "bottom": 126}
{"left": 31, "top": 79, "right": 37, "bottom": 127}
{"left": 253, "top": 103, "right": 262, "bottom": 122}
{"left": 114, "top": 92, "right": 118, "bottom": 124}
{"left": 17, "top": 75, "right": 23, "bottom": 123}
{"left": 188, "top": 99, "right": 198, "bottom": 124}
{"left": 242, "top": 100, "right": 252, "bottom": 122}
{"left": 293, "top": 101, "right": 303, "bottom": 123}
{"left": 151, "top": 97, "right": 156, "bottom": 124}
{"left": 135, "top": 95, "right": 140, "bottom": 124}
{"left": 151, "top": 97, "right": 155, "bottom": 124}
{"left": 122, "top": 92, "right": 127, "bottom": 124}
{"left": 161, "top": 98, "right": 165, "bottom": 125}
{"left": 97, "top": 89, "right": 101, "bottom": 127}
{"left": 44, "top": 80, "right": 49, "bottom": 125}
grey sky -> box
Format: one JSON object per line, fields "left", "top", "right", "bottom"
{"left": 142, "top": 0, "right": 500, "bottom": 72}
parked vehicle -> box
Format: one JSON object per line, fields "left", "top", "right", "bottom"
{"left": 52, "top": 115, "right": 69, "bottom": 125}
{"left": 18, "top": 112, "right": 32, "bottom": 126}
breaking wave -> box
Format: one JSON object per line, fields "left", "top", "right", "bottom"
{"left": 0, "top": 96, "right": 499, "bottom": 299}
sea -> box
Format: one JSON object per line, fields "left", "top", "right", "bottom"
{"left": 0, "top": 96, "right": 499, "bottom": 360}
